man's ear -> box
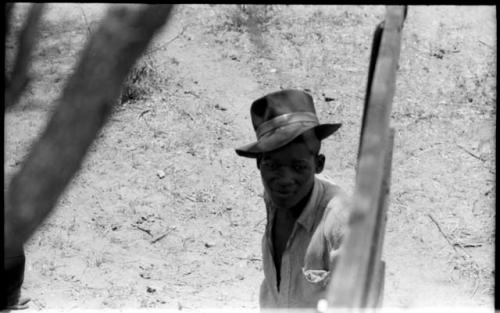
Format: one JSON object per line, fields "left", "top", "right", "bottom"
{"left": 315, "top": 154, "right": 325, "bottom": 174}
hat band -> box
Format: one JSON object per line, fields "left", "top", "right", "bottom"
{"left": 256, "top": 112, "right": 319, "bottom": 139}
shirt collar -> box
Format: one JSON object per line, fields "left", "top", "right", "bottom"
{"left": 264, "top": 176, "right": 321, "bottom": 233}
{"left": 296, "top": 176, "right": 321, "bottom": 233}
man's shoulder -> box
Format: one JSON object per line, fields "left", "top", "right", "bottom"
{"left": 315, "top": 174, "right": 350, "bottom": 229}
{"left": 315, "top": 174, "right": 345, "bottom": 199}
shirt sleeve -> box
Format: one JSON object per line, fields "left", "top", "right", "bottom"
{"left": 323, "top": 191, "right": 350, "bottom": 269}
{"left": 303, "top": 190, "right": 350, "bottom": 287}
{"left": 323, "top": 190, "right": 350, "bottom": 252}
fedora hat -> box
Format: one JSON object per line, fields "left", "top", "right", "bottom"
{"left": 235, "top": 89, "right": 341, "bottom": 158}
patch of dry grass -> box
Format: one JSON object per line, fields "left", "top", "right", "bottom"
{"left": 120, "top": 55, "right": 167, "bottom": 104}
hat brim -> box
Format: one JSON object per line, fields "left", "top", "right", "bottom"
{"left": 235, "top": 122, "right": 341, "bottom": 158}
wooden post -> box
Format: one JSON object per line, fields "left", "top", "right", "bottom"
{"left": 365, "top": 127, "right": 395, "bottom": 308}
{"left": 326, "top": 6, "right": 406, "bottom": 309}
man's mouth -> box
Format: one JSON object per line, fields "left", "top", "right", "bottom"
{"left": 272, "top": 189, "right": 295, "bottom": 197}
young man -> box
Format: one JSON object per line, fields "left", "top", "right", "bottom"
{"left": 235, "top": 89, "right": 350, "bottom": 309}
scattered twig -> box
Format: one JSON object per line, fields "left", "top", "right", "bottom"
{"left": 460, "top": 243, "right": 483, "bottom": 248}
{"left": 428, "top": 214, "right": 474, "bottom": 259}
{"left": 478, "top": 39, "right": 494, "bottom": 50}
{"left": 329, "top": 101, "right": 341, "bottom": 116}
{"left": 471, "top": 277, "right": 480, "bottom": 298}
{"left": 254, "top": 217, "right": 266, "bottom": 229}
{"left": 456, "top": 144, "right": 486, "bottom": 162}
{"left": 151, "top": 228, "right": 175, "bottom": 244}
{"left": 147, "top": 24, "right": 190, "bottom": 55}
{"left": 131, "top": 224, "right": 153, "bottom": 237}
{"left": 151, "top": 232, "right": 168, "bottom": 243}
{"left": 427, "top": 214, "right": 458, "bottom": 253}
{"left": 139, "top": 109, "right": 151, "bottom": 118}
{"left": 181, "top": 111, "right": 195, "bottom": 121}
{"left": 163, "top": 24, "right": 189, "bottom": 46}
{"left": 184, "top": 90, "right": 200, "bottom": 98}
{"left": 236, "top": 256, "right": 261, "bottom": 262}
{"left": 78, "top": 5, "right": 92, "bottom": 35}
{"left": 138, "top": 110, "right": 166, "bottom": 137}
{"left": 92, "top": 194, "right": 105, "bottom": 212}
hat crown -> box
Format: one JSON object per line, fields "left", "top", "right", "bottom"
{"left": 250, "top": 89, "right": 317, "bottom": 131}
{"left": 234, "top": 89, "right": 341, "bottom": 158}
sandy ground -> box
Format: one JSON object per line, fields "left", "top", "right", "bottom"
{"left": 4, "top": 4, "right": 495, "bottom": 311}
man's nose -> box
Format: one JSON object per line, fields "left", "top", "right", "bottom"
{"left": 276, "top": 167, "right": 294, "bottom": 186}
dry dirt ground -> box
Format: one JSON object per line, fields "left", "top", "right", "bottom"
{"left": 4, "top": 4, "right": 496, "bottom": 311}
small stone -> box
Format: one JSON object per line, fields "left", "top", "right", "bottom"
{"left": 146, "top": 286, "right": 156, "bottom": 293}
{"left": 204, "top": 241, "right": 216, "bottom": 248}
{"left": 156, "top": 170, "right": 166, "bottom": 179}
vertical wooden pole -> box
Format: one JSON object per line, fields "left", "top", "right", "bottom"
{"left": 365, "top": 127, "right": 395, "bottom": 308}
{"left": 326, "top": 6, "right": 406, "bottom": 309}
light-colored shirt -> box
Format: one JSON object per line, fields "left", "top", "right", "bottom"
{"left": 259, "top": 175, "right": 349, "bottom": 309}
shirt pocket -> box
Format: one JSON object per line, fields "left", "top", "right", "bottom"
{"left": 291, "top": 271, "right": 328, "bottom": 308}
{"left": 302, "top": 267, "right": 331, "bottom": 288}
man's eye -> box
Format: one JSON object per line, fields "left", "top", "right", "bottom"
{"left": 293, "top": 163, "right": 308, "bottom": 171}
{"left": 262, "top": 161, "right": 279, "bottom": 170}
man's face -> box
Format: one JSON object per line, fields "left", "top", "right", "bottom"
{"left": 259, "top": 141, "right": 318, "bottom": 209}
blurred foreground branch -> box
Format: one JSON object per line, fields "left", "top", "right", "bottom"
{"left": 5, "top": 3, "right": 45, "bottom": 109}
{"left": 4, "top": 4, "right": 173, "bottom": 254}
